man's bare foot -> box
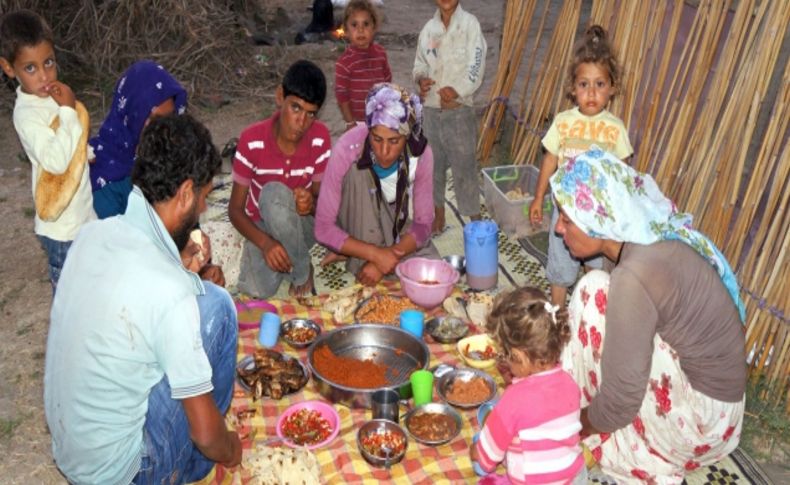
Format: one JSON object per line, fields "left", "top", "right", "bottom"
{"left": 320, "top": 251, "right": 347, "bottom": 267}
{"left": 432, "top": 205, "right": 446, "bottom": 235}
{"left": 289, "top": 265, "right": 314, "bottom": 297}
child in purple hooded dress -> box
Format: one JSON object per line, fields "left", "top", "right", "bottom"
{"left": 89, "top": 60, "right": 187, "bottom": 218}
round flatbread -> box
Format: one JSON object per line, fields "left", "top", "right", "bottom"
{"left": 246, "top": 444, "right": 321, "bottom": 485}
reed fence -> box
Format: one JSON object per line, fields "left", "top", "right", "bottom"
{"left": 478, "top": 0, "right": 789, "bottom": 412}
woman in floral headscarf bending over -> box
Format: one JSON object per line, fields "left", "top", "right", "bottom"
{"left": 314, "top": 83, "right": 437, "bottom": 286}
{"left": 551, "top": 148, "right": 746, "bottom": 483}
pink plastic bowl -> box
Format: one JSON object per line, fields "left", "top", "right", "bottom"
{"left": 395, "top": 257, "right": 460, "bottom": 309}
{"left": 235, "top": 300, "right": 277, "bottom": 331}
{"left": 276, "top": 400, "right": 341, "bottom": 450}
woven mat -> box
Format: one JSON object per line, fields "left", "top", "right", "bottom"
{"left": 196, "top": 173, "right": 770, "bottom": 484}
{"left": 587, "top": 448, "right": 772, "bottom": 484}
{"left": 201, "top": 174, "right": 550, "bottom": 296}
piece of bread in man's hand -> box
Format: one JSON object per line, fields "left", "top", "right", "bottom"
{"left": 190, "top": 229, "right": 205, "bottom": 263}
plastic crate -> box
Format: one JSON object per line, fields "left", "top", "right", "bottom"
{"left": 481, "top": 165, "right": 551, "bottom": 237}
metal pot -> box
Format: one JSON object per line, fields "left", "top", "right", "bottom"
{"left": 307, "top": 325, "right": 430, "bottom": 408}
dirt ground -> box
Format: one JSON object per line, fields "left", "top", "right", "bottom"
{"left": 0, "top": 0, "right": 787, "bottom": 483}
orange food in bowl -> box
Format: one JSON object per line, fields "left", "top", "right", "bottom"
{"left": 456, "top": 334, "right": 498, "bottom": 369}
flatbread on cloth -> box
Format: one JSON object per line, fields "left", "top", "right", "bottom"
{"left": 35, "top": 100, "right": 90, "bottom": 221}
{"left": 246, "top": 444, "right": 321, "bottom": 485}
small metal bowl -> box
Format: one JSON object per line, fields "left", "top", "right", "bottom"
{"left": 436, "top": 367, "right": 497, "bottom": 409}
{"left": 401, "top": 402, "right": 463, "bottom": 446}
{"left": 442, "top": 255, "right": 466, "bottom": 276}
{"left": 425, "top": 316, "right": 470, "bottom": 344}
{"left": 281, "top": 319, "right": 321, "bottom": 348}
{"left": 357, "top": 419, "right": 408, "bottom": 468}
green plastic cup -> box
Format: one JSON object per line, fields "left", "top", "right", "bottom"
{"left": 410, "top": 369, "right": 434, "bottom": 407}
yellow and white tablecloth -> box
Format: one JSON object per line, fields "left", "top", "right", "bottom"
{"left": 198, "top": 280, "right": 503, "bottom": 485}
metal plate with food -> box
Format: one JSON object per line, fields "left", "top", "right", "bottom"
{"left": 236, "top": 349, "right": 310, "bottom": 400}
{"left": 401, "top": 402, "right": 463, "bottom": 446}
{"left": 353, "top": 294, "right": 418, "bottom": 325}
{"left": 425, "top": 316, "right": 470, "bottom": 343}
{"left": 436, "top": 367, "right": 497, "bottom": 408}
{"left": 281, "top": 319, "right": 321, "bottom": 348}
{"left": 307, "top": 325, "right": 430, "bottom": 408}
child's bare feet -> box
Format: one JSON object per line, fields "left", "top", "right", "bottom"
{"left": 289, "top": 265, "right": 314, "bottom": 297}
{"left": 320, "top": 251, "right": 347, "bottom": 267}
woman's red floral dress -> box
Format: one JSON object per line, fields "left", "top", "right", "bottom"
{"left": 561, "top": 271, "right": 744, "bottom": 484}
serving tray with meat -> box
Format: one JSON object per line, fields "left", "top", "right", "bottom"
{"left": 236, "top": 348, "right": 309, "bottom": 400}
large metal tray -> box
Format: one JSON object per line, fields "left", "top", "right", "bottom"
{"left": 307, "top": 325, "right": 430, "bottom": 409}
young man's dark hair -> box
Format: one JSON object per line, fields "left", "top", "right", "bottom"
{"left": 132, "top": 113, "right": 221, "bottom": 204}
{"left": 0, "top": 9, "right": 53, "bottom": 63}
{"left": 282, "top": 59, "right": 327, "bottom": 108}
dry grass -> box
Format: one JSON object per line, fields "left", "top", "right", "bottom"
{"left": 1, "top": 0, "right": 289, "bottom": 109}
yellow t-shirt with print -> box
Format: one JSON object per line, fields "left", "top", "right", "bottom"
{"left": 542, "top": 107, "right": 633, "bottom": 166}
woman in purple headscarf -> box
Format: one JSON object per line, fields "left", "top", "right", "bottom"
{"left": 89, "top": 60, "right": 187, "bottom": 218}
{"left": 315, "top": 82, "right": 438, "bottom": 286}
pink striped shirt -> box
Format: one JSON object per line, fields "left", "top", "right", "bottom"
{"left": 475, "top": 366, "right": 583, "bottom": 484}
{"left": 335, "top": 43, "right": 392, "bottom": 121}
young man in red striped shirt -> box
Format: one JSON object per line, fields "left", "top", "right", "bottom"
{"left": 229, "top": 60, "right": 331, "bottom": 298}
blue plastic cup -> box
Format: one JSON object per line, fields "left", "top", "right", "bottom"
{"left": 399, "top": 309, "right": 424, "bottom": 338}
{"left": 472, "top": 433, "right": 487, "bottom": 476}
{"left": 258, "top": 312, "right": 281, "bottom": 347}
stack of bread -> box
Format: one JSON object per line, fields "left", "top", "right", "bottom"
{"left": 246, "top": 444, "right": 321, "bottom": 485}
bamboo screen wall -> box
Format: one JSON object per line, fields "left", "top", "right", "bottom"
{"left": 478, "top": 0, "right": 789, "bottom": 411}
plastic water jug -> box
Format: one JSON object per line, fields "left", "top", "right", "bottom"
{"left": 463, "top": 220, "right": 498, "bottom": 290}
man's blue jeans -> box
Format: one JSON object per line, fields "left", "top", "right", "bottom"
{"left": 132, "top": 282, "right": 238, "bottom": 484}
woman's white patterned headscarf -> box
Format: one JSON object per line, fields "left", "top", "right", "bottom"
{"left": 549, "top": 147, "right": 745, "bottom": 322}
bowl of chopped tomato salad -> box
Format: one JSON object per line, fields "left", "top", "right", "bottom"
{"left": 357, "top": 419, "right": 408, "bottom": 467}
{"left": 276, "top": 400, "right": 340, "bottom": 450}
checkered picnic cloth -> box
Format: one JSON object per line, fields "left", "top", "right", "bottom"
{"left": 196, "top": 279, "right": 504, "bottom": 485}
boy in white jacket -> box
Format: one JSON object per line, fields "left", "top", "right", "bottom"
{"left": 413, "top": 0, "right": 486, "bottom": 234}
{"left": 0, "top": 10, "right": 95, "bottom": 291}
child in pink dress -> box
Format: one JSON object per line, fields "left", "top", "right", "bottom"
{"left": 472, "top": 287, "right": 586, "bottom": 484}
